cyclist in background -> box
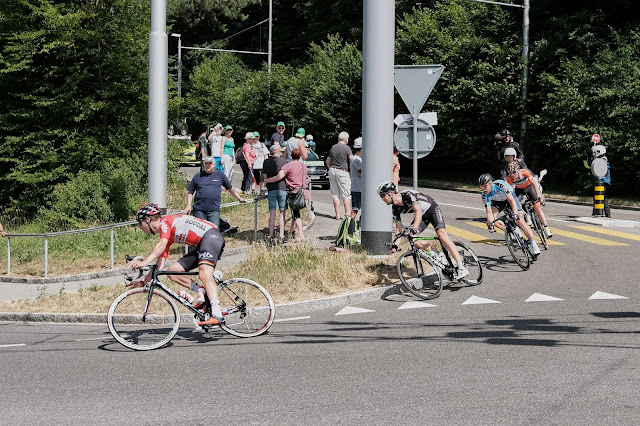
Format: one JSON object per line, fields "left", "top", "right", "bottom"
{"left": 127, "top": 204, "right": 225, "bottom": 326}
{"left": 478, "top": 173, "right": 541, "bottom": 257}
{"left": 377, "top": 182, "right": 470, "bottom": 280}
{"left": 505, "top": 162, "right": 553, "bottom": 239}
{"left": 500, "top": 147, "right": 528, "bottom": 179}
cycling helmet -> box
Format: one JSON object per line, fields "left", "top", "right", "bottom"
{"left": 503, "top": 147, "right": 517, "bottom": 159}
{"left": 478, "top": 173, "right": 493, "bottom": 186}
{"left": 136, "top": 203, "right": 161, "bottom": 223}
{"left": 377, "top": 181, "right": 397, "bottom": 196}
{"left": 506, "top": 161, "right": 521, "bottom": 175}
{"left": 592, "top": 145, "right": 606, "bottom": 158}
{"left": 500, "top": 129, "right": 512, "bottom": 137}
{"left": 306, "top": 134, "right": 314, "bottom": 141}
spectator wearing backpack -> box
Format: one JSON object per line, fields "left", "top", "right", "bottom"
{"left": 221, "top": 125, "right": 235, "bottom": 180}
{"left": 264, "top": 148, "right": 309, "bottom": 241}
{"left": 262, "top": 144, "right": 288, "bottom": 241}
{"left": 350, "top": 137, "right": 363, "bottom": 220}
{"left": 251, "top": 131, "right": 268, "bottom": 195}
{"left": 240, "top": 132, "right": 256, "bottom": 194}
{"left": 326, "top": 131, "right": 353, "bottom": 220}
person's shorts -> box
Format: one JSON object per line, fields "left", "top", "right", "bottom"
{"left": 489, "top": 199, "right": 523, "bottom": 214}
{"left": 515, "top": 185, "right": 537, "bottom": 204}
{"left": 177, "top": 227, "right": 225, "bottom": 270}
{"left": 268, "top": 189, "right": 287, "bottom": 211}
{"left": 253, "top": 168, "right": 263, "bottom": 183}
{"left": 328, "top": 168, "right": 351, "bottom": 200}
{"left": 417, "top": 205, "right": 446, "bottom": 232}
{"left": 351, "top": 191, "right": 361, "bottom": 211}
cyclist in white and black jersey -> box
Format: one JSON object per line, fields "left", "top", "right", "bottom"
{"left": 378, "top": 182, "right": 469, "bottom": 281}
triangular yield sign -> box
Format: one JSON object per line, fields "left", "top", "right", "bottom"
{"left": 588, "top": 291, "right": 628, "bottom": 300}
{"left": 525, "top": 293, "right": 564, "bottom": 302}
{"left": 461, "top": 296, "right": 501, "bottom": 305}
{"left": 398, "top": 301, "right": 438, "bottom": 310}
{"left": 394, "top": 65, "right": 444, "bottom": 113}
{"left": 335, "top": 306, "right": 375, "bottom": 316}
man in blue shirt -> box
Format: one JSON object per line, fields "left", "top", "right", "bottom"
{"left": 182, "top": 156, "right": 247, "bottom": 227}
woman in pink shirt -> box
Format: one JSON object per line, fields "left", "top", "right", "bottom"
{"left": 265, "top": 148, "right": 309, "bottom": 241}
{"left": 240, "top": 132, "right": 256, "bottom": 193}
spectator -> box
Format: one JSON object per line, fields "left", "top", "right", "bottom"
{"left": 265, "top": 149, "right": 309, "bottom": 241}
{"left": 0, "top": 220, "right": 7, "bottom": 237}
{"left": 240, "top": 132, "right": 256, "bottom": 194}
{"left": 269, "top": 121, "right": 286, "bottom": 147}
{"left": 196, "top": 128, "right": 207, "bottom": 170}
{"left": 350, "top": 137, "right": 363, "bottom": 220}
{"left": 262, "top": 144, "right": 288, "bottom": 240}
{"left": 284, "top": 128, "right": 308, "bottom": 162}
{"left": 392, "top": 145, "right": 401, "bottom": 186}
{"left": 182, "top": 156, "right": 247, "bottom": 227}
{"left": 326, "top": 131, "right": 353, "bottom": 220}
{"left": 221, "top": 125, "right": 236, "bottom": 180}
{"left": 206, "top": 123, "right": 224, "bottom": 171}
{"left": 252, "top": 131, "right": 268, "bottom": 195}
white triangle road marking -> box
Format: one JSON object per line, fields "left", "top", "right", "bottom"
{"left": 525, "top": 293, "right": 564, "bottom": 302}
{"left": 335, "top": 306, "right": 375, "bottom": 316}
{"left": 398, "top": 301, "right": 438, "bottom": 310}
{"left": 462, "top": 296, "right": 501, "bottom": 305}
{"left": 589, "top": 291, "right": 628, "bottom": 300}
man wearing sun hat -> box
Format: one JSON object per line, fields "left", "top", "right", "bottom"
{"left": 284, "top": 127, "right": 308, "bottom": 162}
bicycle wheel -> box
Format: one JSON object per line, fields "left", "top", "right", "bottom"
{"left": 397, "top": 250, "right": 443, "bottom": 300}
{"left": 453, "top": 241, "right": 483, "bottom": 286}
{"left": 531, "top": 211, "right": 548, "bottom": 250}
{"left": 107, "top": 288, "right": 180, "bottom": 351}
{"left": 505, "top": 231, "right": 530, "bottom": 271}
{"left": 218, "top": 279, "right": 275, "bottom": 338}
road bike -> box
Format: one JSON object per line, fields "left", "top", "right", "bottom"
{"left": 107, "top": 256, "right": 275, "bottom": 351}
{"left": 521, "top": 199, "right": 548, "bottom": 250}
{"left": 387, "top": 227, "right": 483, "bottom": 300}
{"left": 490, "top": 211, "right": 535, "bottom": 271}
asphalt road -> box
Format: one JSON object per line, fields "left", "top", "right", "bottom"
{"left": 2, "top": 187, "right": 640, "bottom": 425}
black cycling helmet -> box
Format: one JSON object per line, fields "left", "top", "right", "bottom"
{"left": 377, "top": 181, "right": 397, "bottom": 196}
{"left": 500, "top": 129, "right": 512, "bottom": 137}
{"left": 478, "top": 173, "right": 493, "bottom": 186}
{"left": 136, "top": 203, "right": 161, "bottom": 224}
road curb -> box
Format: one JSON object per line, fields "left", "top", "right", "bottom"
{"left": 0, "top": 284, "right": 402, "bottom": 324}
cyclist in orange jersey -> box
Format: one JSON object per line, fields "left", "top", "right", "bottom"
{"left": 505, "top": 162, "right": 553, "bottom": 239}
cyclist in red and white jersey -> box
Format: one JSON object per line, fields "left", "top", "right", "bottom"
{"left": 505, "top": 161, "right": 553, "bottom": 239}
{"left": 128, "top": 204, "right": 226, "bottom": 326}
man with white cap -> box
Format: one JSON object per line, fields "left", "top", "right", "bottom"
{"left": 350, "top": 137, "right": 363, "bottom": 220}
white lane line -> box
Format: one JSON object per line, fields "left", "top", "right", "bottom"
{"left": 0, "top": 343, "right": 26, "bottom": 348}
{"left": 274, "top": 316, "right": 311, "bottom": 323}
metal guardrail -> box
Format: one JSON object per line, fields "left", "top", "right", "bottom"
{"left": 2, "top": 196, "right": 266, "bottom": 278}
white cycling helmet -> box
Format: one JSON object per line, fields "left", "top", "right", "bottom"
{"left": 592, "top": 145, "right": 606, "bottom": 158}
{"left": 503, "top": 147, "right": 517, "bottom": 158}
{"left": 306, "top": 134, "right": 314, "bottom": 141}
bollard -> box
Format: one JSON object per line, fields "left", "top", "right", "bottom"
{"left": 593, "top": 177, "right": 605, "bottom": 217}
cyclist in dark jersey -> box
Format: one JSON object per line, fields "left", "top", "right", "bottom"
{"left": 128, "top": 204, "right": 226, "bottom": 326}
{"left": 377, "top": 182, "right": 470, "bottom": 281}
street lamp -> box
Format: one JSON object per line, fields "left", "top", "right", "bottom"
{"left": 171, "top": 33, "right": 182, "bottom": 101}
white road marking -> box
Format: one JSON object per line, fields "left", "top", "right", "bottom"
{"left": 525, "top": 293, "right": 564, "bottom": 302}
{"left": 462, "top": 296, "right": 501, "bottom": 305}
{"left": 335, "top": 306, "right": 375, "bottom": 316}
{"left": 0, "top": 343, "right": 26, "bottom": 348}
{"left": 75, "top": 337, "right": 112, "bottom": 342}
{"left": 398, "top": 301, "right": 438, "bottom": 310}
{"left": 274, "top": 316, "right": 311, "bottom": 322}
{"left": 589, "top": 291, "right": 628, "bottom": 300}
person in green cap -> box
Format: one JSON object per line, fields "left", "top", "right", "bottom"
{"left": 284, "top": 127, "right": 308, "bottom": 162}
{"left": 270, "top": 121, "right": 286, "bottom": 147}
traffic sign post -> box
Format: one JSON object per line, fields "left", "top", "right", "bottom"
{"left": 394, "top": 116, "right": 436, "bottom": 159}
{"left": 394, "top": 65, "right": 444, "bottom": 189}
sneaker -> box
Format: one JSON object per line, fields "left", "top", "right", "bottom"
{"left": 545, "top": 226, "right": 553, "bottom": 238}
{"left": 453, "top": 266, "right": 470, "bottom": 281}
{"left": 528, "top": 239, "right": 541, "bottom": 256}
{"left": 198, "top": 315, "right": 224, "bottom": 327}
